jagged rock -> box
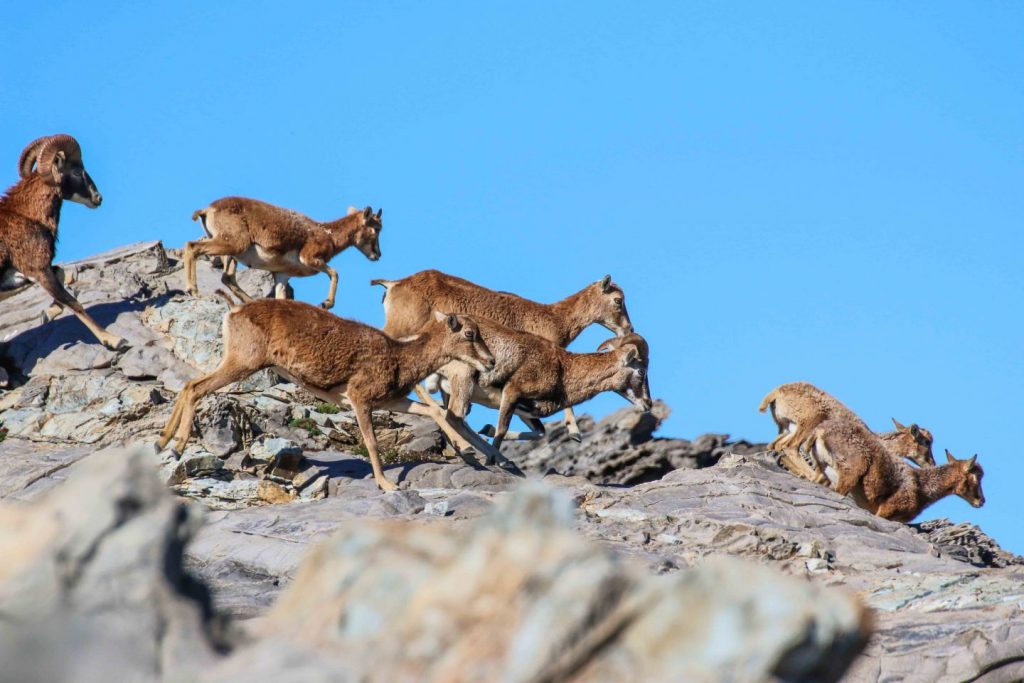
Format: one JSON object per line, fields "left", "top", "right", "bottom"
{"left": 196, "top": 396, "right": 253, "bottom": 457}
{"left": 914, "top": 518, "right": 1024, "bottom": 569}
{"left": 0, "top": 444, "right": 222, "bottom": 683}
{"left": 503, "top": 401, "right": 765, "bottom": 484}
{"left": 164, "top": 452, "right": 225, "bottom": 486}
{"left": 326, "top": 409, "right": 447, "bottom": 457}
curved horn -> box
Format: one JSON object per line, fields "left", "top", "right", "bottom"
{"left": 17, "top": 136, "right": 52, "bottom": 178}
{"left": 36, "top": 134, "right": 82, "bottom": 184}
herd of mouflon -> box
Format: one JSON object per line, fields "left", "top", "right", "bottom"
{"left": 0, "top": 134, "right": 985, "bottom": 518}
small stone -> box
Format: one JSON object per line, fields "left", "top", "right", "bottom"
{"left": 805, "top": 558, "right": 830, "bottom": 574}
{"left": 257, "top": 480, "right": 297, "bottom": 505}
{"left": 291, "top": 462, "right": 327, "bottom": 489}
{"left": 423, "top": 500, "right": 450, "bottom": 516}
{"left": 250, "top": 437, "right": 303, "bottom": 465}
{"left": 299, "top": 475, "right": 329, "bottom": 500}
{"left": 268, "top": 449, "right": 305, "bottom": 481}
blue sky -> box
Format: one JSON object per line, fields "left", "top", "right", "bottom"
{"left": 3, "top": 3, "right": 1022, "bottom": 550}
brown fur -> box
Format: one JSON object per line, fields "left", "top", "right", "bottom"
{"left": 805, "top": 418, "right": 985, "bottom": 523}
{"left": 184, "top": 197, "right": 382, "bottom": 309}
{"left": 438, "top": 323, "right": 651, "bottom": 452}
{"left": 374, "top": 270, "right": 633, "bottom": 440}
{"left": 157, "top": 299, "right": 494, "bottom": 490}
{"left": 0, "top": 136, "right": 124, "bottom": 350}
{"left": 759, "top": 383, "right": 935, "bottom": 482}
{"left": 374, "top": 270, "right": 632, "bottom": 346}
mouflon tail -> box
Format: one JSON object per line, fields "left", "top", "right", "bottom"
{"left": 758, "top": 388, "right": 779, "bottom": 413}
{"left": 370, "top": 278, "right": 398, "bottom": 303}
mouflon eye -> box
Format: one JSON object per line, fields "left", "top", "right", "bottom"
{"left": 464, "top": 331, "right": 475, "bottom": 341}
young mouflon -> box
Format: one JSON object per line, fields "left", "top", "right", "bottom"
{"left": 433, "top": 322, "right": 652, "bottom": 453}
{"left": 185, "top": 198, "right": 382, "bottom": 309}
{"left": 802, "top": 417, "right": 984, "bottom": 523}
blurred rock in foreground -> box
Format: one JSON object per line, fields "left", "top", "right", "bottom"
{"left": 0, "top": 445, "right": 223, "bottom": 683}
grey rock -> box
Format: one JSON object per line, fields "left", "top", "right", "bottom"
{"left": 175, "top": 478, "right": 262, "bottom": 510}
{"left": 913, "top": 518, "right": 1024, "bottom": 568}
{"left": 29, "top": 341, "right": 117, "bottom": 377}
{"left": 503, "top": 401, "right": 765, "bottom": 484}
{"left": 164, "top": 452, "right": 225, "bottom": 486}
{"left": 0, "top": 444, "right": 222, "bottom": 683}
{"left": 249, "top": 436, "right": 302, "bottom": 464}
{"left": 197, "top": 397, "right": 253, "bottom": 457}
{"left": 117, "top": 339, "right": 192, "bottom": 380}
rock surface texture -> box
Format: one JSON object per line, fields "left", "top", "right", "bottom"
{"left": 0, "top": 243, "right": 1022, "bottom": 682}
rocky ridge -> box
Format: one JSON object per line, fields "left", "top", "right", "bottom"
{"left": 0, "top": 242, "right": 1022, "bottom": 682}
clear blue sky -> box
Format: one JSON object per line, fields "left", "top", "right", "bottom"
{"left": 3, "top": 3, "right": 1022, "bottom": 550}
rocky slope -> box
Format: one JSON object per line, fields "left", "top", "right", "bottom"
{"left": 0, "top": 242, "right": 1022, "bottom": 682}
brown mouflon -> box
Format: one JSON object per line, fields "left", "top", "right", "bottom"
{"left": 433, "top": 321, "right": 651, "bottom": 455}
{"left": 0, "top": 135, "right": 124, "bottom": 350}
{"left": 157, "top": 295, "right": 494, "bottom": 491}
{"left": 185, "top": 198, "right": 382, "bottom": 309}
{"left": 803, "top": 417, "right": 984, "bottom": 523}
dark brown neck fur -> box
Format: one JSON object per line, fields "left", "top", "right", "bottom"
{"left": 1, "top": 175, "right": 62, "bottom": 237}
{"left": 392, "top": 328, "right": 450, "bottom": 393}
{"left": 547, "top": 286, "right": 597, "bottom": 346}
{"left": 321, "top": 213, "right": 362, "bottom": 251}
{"left": 912, "top": 463, "right": 962, "bottom": 513}
{"left": 560, "top": 350, "right": 621, "bottom": 406}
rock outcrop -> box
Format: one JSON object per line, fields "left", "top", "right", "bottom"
{"left": 1, "top": 242, "right": 1022, "bottom": 682}
{"left": 502, "top": 399, "right": 765, "bottom": 483}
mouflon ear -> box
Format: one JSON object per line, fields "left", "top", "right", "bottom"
{"left": 363, "top": 206, "right": 373, "bottom": 219}
{"left": 375, "top": 208, "right": 382, "bottom": 219}
{"left": 597, "top": 338, "right": 616, "bottom": 353}
{"left": 600, "top": 275, "right": 613, "bottom": 292}
{"left": 967, "top": 454, "right": 978, "bottom": 467}
{"left": 909, "top": 424, "right": 921, "bottom": 437}
{"left": 433, "top": 311, "right": 461, "bottom": 332}
{"left": 620, "top": 345, "right": 640, "bottom": 365}
{"left": 891, "top": 417, "right": 906, "bottom": 431}
{"left": 49, "top": 151, "right": 67, "bottom": 185}
{"left": 945, "top": 449, "right": 956, "bottom": 464}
